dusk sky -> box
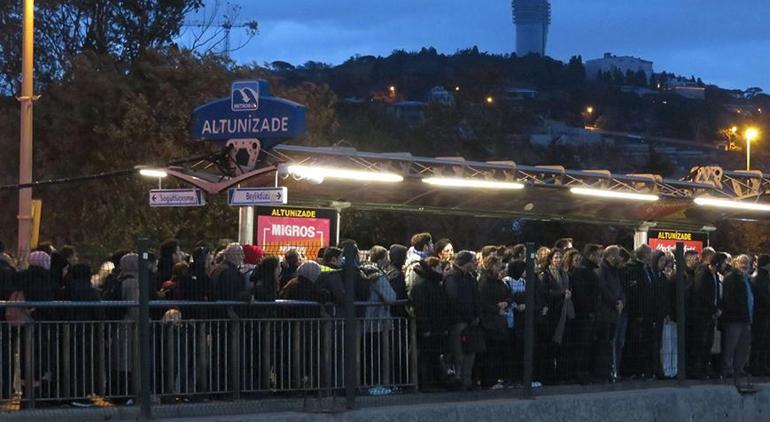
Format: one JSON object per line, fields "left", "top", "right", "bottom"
{"left": 187, "top": 0, "right": 770, "bottom": 91}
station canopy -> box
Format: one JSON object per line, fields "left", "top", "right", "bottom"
{"left": 175, "top": 144, "right": 770, "bottom": 232}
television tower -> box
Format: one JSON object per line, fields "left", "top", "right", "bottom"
{"left": 512, "top": 0, "right": 551, "bottom": 56}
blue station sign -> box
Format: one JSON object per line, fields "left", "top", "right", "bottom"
{"left": 191, "top": 80, "right": 306, "bottom": 148}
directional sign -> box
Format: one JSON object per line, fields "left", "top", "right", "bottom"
{"left": 149, "top": 189, "right": 206, "bottom": 208}
{"left": 228, "top": 187, "right": 288, "bottom": 206}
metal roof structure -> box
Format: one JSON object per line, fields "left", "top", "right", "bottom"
{"left": 168, "top": 144, "right": 770, "bottom": 232}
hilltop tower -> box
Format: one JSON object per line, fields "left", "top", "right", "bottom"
{"left": 512, "top": 0, "right": 550, "bottom": 56}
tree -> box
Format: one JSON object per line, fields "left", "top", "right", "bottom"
{"left": 0, "top": 0, "right": 204, "bottom": 93}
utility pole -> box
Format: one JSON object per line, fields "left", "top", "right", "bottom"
{"left": 17, "top": 0, "right": 35, "bottom": 268}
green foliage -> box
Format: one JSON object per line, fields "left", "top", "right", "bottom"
{"left": 0, "top": 0, "right": 204, "bottom": 93}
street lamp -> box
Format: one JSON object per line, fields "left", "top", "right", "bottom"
{"left": 745, "top": 127, "right": 760, "bottom": 171}
{"left": 485, "top": 96, "right": 494, "bottom": 105}
{"left": 17, "top": 0, "right": 35, "bottom": 268}
{"left": 586, "top": 106, "right": 594, "bottom": 115}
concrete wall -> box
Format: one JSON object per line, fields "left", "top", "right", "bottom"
{"left": 174, "top": 384, "right": 770, "bottom": 422}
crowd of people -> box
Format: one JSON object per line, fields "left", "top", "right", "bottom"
{"left": 0, "top": 232, "right": 769, "bottom": 396}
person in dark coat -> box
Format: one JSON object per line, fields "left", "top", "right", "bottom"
{"left": 537, "top": 249, "right": 573, "bottom": 383}
{"left": 209, "top": 243, "right": 246, "bottom": 391}
{"left": 444, "top": 250, "right": 480, "bottom": 389}
{"left": 750, "top": 254, "right": 770, "bottom": 375}
{"left": 316, "top": 247, "right": 346, "bottom": 316}
{"left": 568, "top": 244, "right": 603, "bottom": 384}
{"left": 477, "top": 255, "right": 513, "bottom": 388}
{"left": 594, "top": 245, "right": 625, "bottom": 382}
{"left": 211, "top": 243, "right": 246, "bottom": 304}
{"left": 719, "top": 254, "right": 754, "bottom": 380}
{"left": 62, "top": 263, "right": 102, "bottom": 399}
{"left": 622, "top": 244, "right": 659, "bottom": 378}
{"left": 279, "top": 249, "right": 301, "bottom": 291}
{"left": 387, "top": 244, "right": 409, "bottom": 318}
{"left": 279, "top": 261, "right": 331, "bottom": 315}
{"left": 688, "top": 250, "right": 722, "bottom": 378}
{"left": 410, "top": 256, "right": 451, "bottom": 390}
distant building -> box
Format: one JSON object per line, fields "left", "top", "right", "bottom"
{"left": 388, "top": 101, "right": 427, "bottom": 127}
{"left": 586, "top": 53, "right": 654, "bottom": 81}
{"left": 664, "top": 76, "right": 705, "bottom": 100}
{"left": 512, "top": 0, "right": 550, "bottom": 56}
{"left": 504, "top": 87, "right": 538, "bottom": 101}
{"left": 620, "top": 85, "right": 659, "bottom": 97}
{"left": 672, "top": 86, "right": 706, "bottom": 100}
{"left": 426, "top": 86, "right": 454, "bottom": 106}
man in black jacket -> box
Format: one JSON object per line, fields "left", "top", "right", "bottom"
{"left": 444, "top": 250, "right": 480, "bottom": 389}
{"left": 594, "top": 245, "right": 625, "bottom": 382}
{"left": 622, "top": 244, "right": 659, "bottom": 378}
{"left": 750, "top": 254, "right": 770, "bottom": 375}
{"left": 688, "top": 252, "right": 721, "bottom": 378}
{"left": 569, "top": 244, "right": 602, "bottom": 384}
{"left": 719, "top": 253, "right": 753, "bottom": 380}
{"left": 410, "top": 258, "right": 451, "bottom": 390}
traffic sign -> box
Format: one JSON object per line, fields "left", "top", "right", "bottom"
{"left": 228, "top": 187, "right": 288, "bottom": 206}
{"left": 149, "top": 189, "right": 206, "bottom": 207}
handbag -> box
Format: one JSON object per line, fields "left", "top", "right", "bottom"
{"left": 461, "top": 324, "right": 486, "bottom": 354}
{"left": 5, "top": 290, "right": 33, "bottom": 326}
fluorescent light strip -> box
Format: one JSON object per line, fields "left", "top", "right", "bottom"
{"left": 139, "top": 169, "right": 168, "bottom": 178}
{"left": 570, "top": 187, "right": 659, "bottom": 202}
{"left": 694, "top": 197, "right": 770, "bottom": 212}
{"left": 287, "top": 165, "right": 403, "bottom": 183}
{"left": 423, "top": 177, "right": 524, "bottom": 190}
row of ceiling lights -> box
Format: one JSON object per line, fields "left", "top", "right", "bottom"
{"left": 140, "top": 165, "right": 770, "bottom": 212}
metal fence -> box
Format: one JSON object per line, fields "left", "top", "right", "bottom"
{"left": 0, "top": 311, "right": 414, "bottom": 406}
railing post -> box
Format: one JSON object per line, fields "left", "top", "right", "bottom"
{"left": 63, "top": 324, "right": 71, "bottom": 399}
{"left": 342, "top": 243, "right": 358, "bottom": 409}
{"left": 260, "top": 321, "right": 271, "bottom": 390}
{"left": 675, "top": 242, "right": 687, "bottom": 383}
{"left": 97, "top": 322, "right": 106, "bottom": 397}
{"left": 137, "top": 238, "right": 152, "bottom": 420}
{"left": 409, "top": 317, "right": 418, "bottom": 391}
{"left": 231, "top": 314, "right": 241, "bottom": 400}
{"left": 522, "top": 242, "right": 536, "bottom": 398}
{"left": 23, "top": 324, "right": 35, "bottom": 408}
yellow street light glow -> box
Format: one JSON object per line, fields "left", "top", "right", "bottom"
{"left": 570, "top": 187, "right": 659, "bottom": 202}
{"left": 486, "top": 96, "right": 494, "bottom": 104}
{"left": 422, "top": 177, "right": 524, "bottom": 190}
{"left": 586, "top": 106, "right": 594, "bottom": 114}
{"left": 139, "top": 169, "right": 167, "bottom": 178}
{"left": 731, "top": 126, "right": 738, "bottom": 134}
{"left": 388, "top": 85, "right": 396, "bottom": 92}
{"left": 745, "top": 127, "right": 760, "bottom": 142}
{"left": 286, "top": 165, "right": 403, "bottom": 183}
{"left": 694, "top": 197, "right": 770, "bottom": 212}
{"left": 455, "top": 86, "right": 461, "bottom": 92}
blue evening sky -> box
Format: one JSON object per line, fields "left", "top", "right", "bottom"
{"left": 183, "top": 0, "right": 770, "bottom": 90}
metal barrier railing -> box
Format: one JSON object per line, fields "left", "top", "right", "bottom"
{"left": 0, "top": 304, "right": 414, "bottom": 406}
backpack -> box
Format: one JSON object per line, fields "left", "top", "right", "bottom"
{"left": 5, "top": 290, "right": 32, "bottom": 326}
{"left": 101, "top": 272, "right": 125, "bottom": 320}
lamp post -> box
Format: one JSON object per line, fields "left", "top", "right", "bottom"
{"left": 745, "top": 127, "right": 759, "bottom": 171}
{"left": 17, "top": 0, "right": 35, "bottom": 268}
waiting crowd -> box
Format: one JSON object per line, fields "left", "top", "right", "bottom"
{"left": 0, "top": 232, "right": 769, "bottom": 393}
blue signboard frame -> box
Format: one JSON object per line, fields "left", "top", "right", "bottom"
{"left": 191, "top": 79, "right": 306, "bottom": 148}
